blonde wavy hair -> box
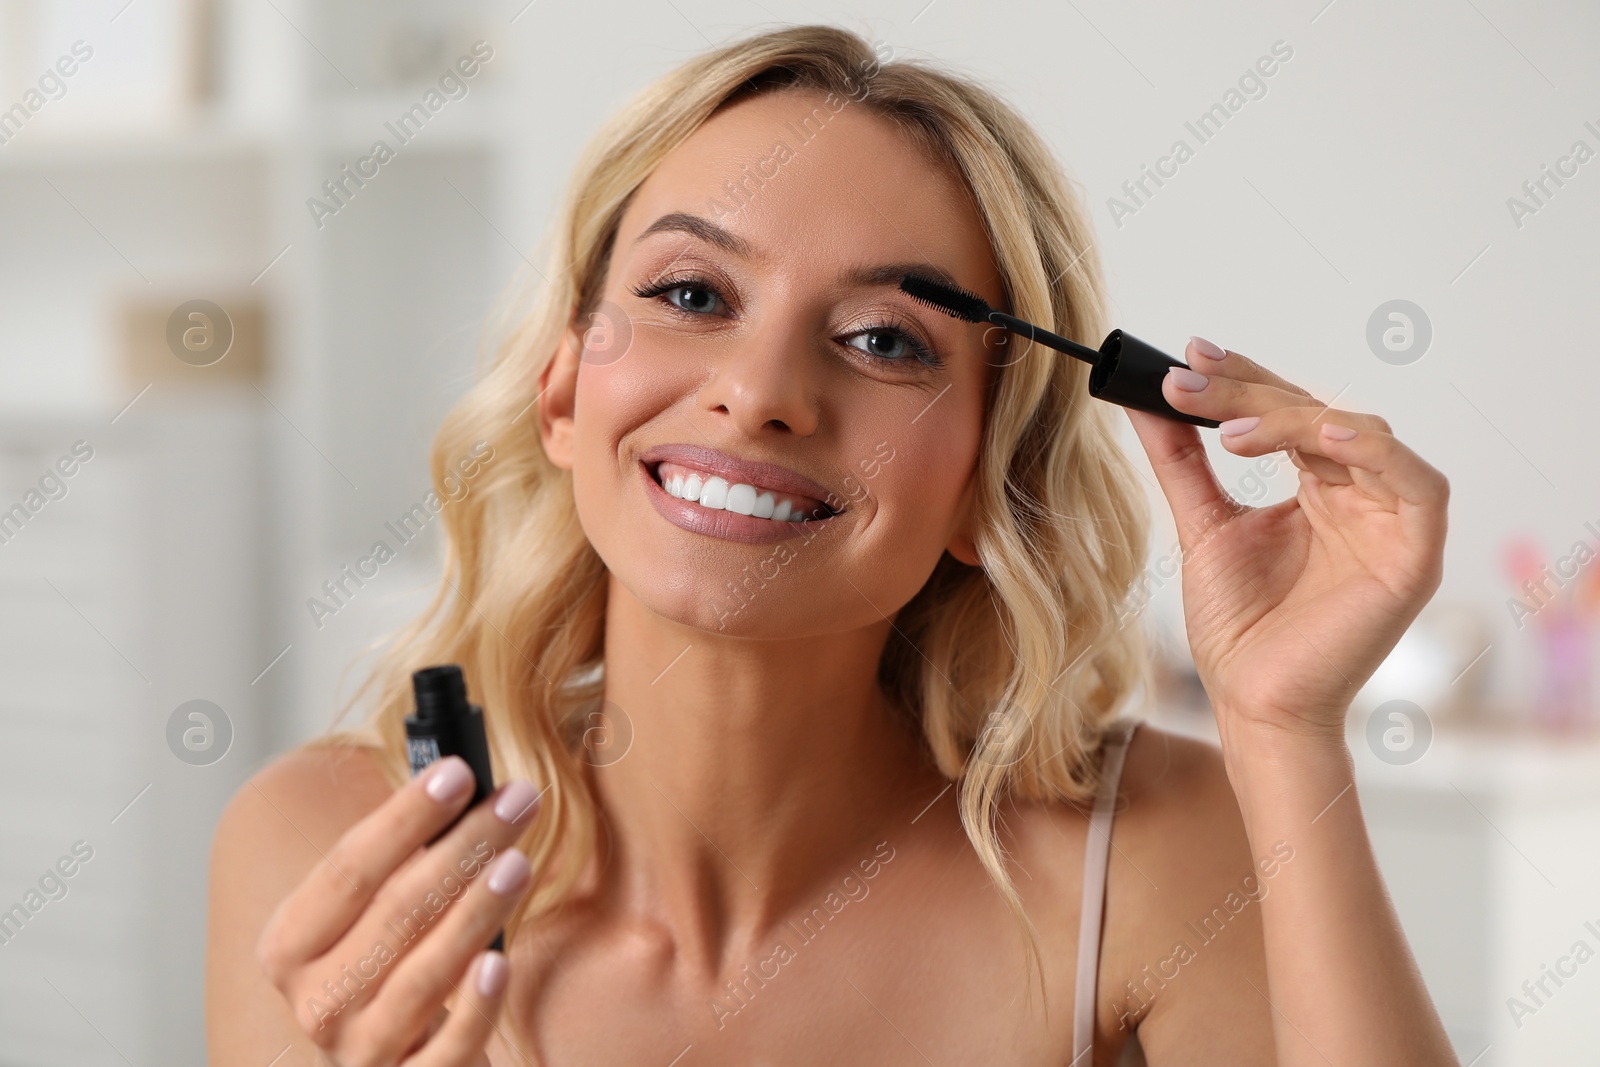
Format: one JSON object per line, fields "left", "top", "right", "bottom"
{"left": 317, "top": 21, "right": 1153, "bottom": 1006}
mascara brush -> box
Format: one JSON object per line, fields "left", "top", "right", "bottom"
{"left": 899, "top": 273, "right": 1221, "bottom": 429}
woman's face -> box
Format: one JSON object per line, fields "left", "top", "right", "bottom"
{"left": 541, "top": 86, "right": 1008, "bottom": 639}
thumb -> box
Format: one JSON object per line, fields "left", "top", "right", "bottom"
{"left": 1123, "top": 402, "right": 1242, "bottom": 551}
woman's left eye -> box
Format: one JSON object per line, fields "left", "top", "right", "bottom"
{"left": 844, "top": 327, "right": 942, "bottom": 369}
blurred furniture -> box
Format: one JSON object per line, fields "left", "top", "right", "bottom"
{"left": 1147, "top": 702, "right": 1600, "bottom": 1067}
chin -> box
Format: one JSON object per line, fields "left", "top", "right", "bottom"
{"left": 607, "top": 563, "right": 828, "bottom": 640}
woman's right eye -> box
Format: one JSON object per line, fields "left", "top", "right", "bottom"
{"left": 630, "top": 276, "right": 727, "bottom": 316}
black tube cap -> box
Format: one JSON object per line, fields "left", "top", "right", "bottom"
{"left": 1089, "top": 330, "right": 1222, "bottom": 428}
{"left": 411, "top": 664, "right": 468, "bottom": 722}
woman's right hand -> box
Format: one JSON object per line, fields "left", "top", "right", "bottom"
{"left": 253, "top": 756, "right": 542, "bottom": 1065}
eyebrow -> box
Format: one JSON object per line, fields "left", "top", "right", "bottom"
{"left": 634, "top": 211, "right": 967, "bottom": 295}
{"left": 637, "top": 212, "right": 754, "bottom": 257}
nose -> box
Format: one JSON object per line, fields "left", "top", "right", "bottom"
{"left": 695, "top": 312, "right": 820, "bottom": 437}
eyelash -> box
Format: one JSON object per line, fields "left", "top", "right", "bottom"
{"left": 628, "top": 273, "right": 946, "bottom": 371}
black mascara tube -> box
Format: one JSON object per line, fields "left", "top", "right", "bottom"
{"left": 406, "top": 664, "right": 504, "bottom": 953}
{"left": 1087, "top": 329, "right": 1222, "bottom": 429}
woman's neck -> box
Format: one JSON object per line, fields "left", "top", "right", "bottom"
{"left": 581, "top": 576, "right": 941, "bottom": 975}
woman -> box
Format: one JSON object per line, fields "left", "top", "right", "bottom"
{"left": 207, "top": 23, "right": 1457, "bottom": 1066}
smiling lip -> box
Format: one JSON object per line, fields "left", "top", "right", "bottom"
{"left": 637, "top": 444, "right": 844, "bottom": 514}
{"left": 636, "top": 443, "right": 844, "bottom": 546}
{"left": 639, "top": 459, "right": 843, "bottom": 544}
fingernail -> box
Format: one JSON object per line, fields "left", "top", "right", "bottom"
{"left": 1322, "top": 422, "right": 1357, "bottom": 440}
{"left": 477, "top": 951, "right": 509, "bottom": 998}
{"left": 424, "top": 757, "right": 474, "bottom": 803}
{"left": 1168, "top": 367, "right": 1210, "bottom": 392}
{"left": 1219, "top": 416, "right": 1260, "bottom": 437}
{"left": 493, "top": 781, "right": 541, "bottom": 825}
{"left": 486, "top": 849, "right": 531, "bottom": 896}
{"left": 1190, "top": 336, "right": 1226, "bottom": 361}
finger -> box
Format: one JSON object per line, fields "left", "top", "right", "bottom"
{"left": 258, "top": 757, "right": 479, "bottom": 982}
{"left": 1277, "top": 445, "right": 1360, "bottom": 489}
{"left": 1221, "top": 412, "right": 1448, "bottom": 510}
{"left": 1176, "top": 342, "right": 1395, "bottom": 440}
{"left": 400, "top": 1007, "right": 452, "bottom": 1061}
{"left": 1164, "top": 362, "right": 1389, "bottom": 432}
{"left": 1124, "top": 406, "right": 1246, "bottom": 546}
{"left": 296, "top": 781, "right": 541, "bottom": 1014}
{"left": 1314, "top": 423, "right": 1451, "bottom": 516}
{"left": 400, "top": 951, "right": 509, "bottom": 1067}
{"left": 1218, "top": 415, "right": 1358, "bottom": 488}
{"left": 1187, "top": 336, "right": 1320, "bottom": 401}
{"left": 351, "top": 851, "right": 532, "bottom": 1063}
{"left": 1292, "top": 449, "right": 1355, "bottom": 486}
{"left": 1215, "top": 408, "right": 1362, "bottom": 479}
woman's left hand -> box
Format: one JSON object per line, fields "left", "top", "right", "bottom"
{"left": 1122, "top": 336, "right": 1450, "bottom": 753}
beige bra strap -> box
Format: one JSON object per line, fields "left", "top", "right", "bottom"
{"left": 1070, "top": 718, "right": 1139, "bottom": 1066}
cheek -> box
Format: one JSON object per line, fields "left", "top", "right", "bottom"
{"left": 568, "top": 361, "right": 657, "bottom": 535}
{"left": 851, "top": 417, "right": 980, "bottom": 567}
{"left": 572, "top": 324, "right": 705, "bottom": 442}
{"left": 568, "top": 341, "right": 709, "bottom": 559}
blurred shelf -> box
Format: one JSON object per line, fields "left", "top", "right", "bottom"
{"left": 0, "top": 96, "right": 510, "bottom": 175}
{"left": 0, "top": 113, "right": 277, "bottom": 173}
{"left": 1144, "top": 699, "right": 1600, "bottom": 800}
{"left": 308, "top": 91, "right": 511, "bottom": 154}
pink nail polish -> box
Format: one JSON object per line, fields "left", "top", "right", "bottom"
{"left": 486, "top": 849, "right": 531, "bottom": 896}
{"left": 1322, "top": 423, "right": 1357, "bottom": 440}
{"left": 424, "top": 757, "right": 473, "bottom": 803}
{"left": 1219, "top": 416, "right": 1260, "bottom": 437}
{"left": 1168, "top": 367, "right": 1209, "bottom": 392}
{"left": 477, "top": 951, "right": 509, "bottom": 997}
{"left": 493, "top": 781, "right": 541, "bottom": 825}
{"left": 1190, "top": 336, "right": 1226, "bottom": 361}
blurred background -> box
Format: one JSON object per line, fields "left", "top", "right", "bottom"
{"left": 0, "top": 0, "right": 1595, "bottom": 1063}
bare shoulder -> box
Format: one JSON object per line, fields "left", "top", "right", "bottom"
{"left": 212, "top": 741, "right": 398, "bottom": 877}
{"left": 209, "top": 740, "right": 398, "bottom": 935}
{"left": 1004, "top": 723, "right": 1277, "bottom": 1063}
{"left": 1104, "top": 722, "right": 1261, "bottom": 941}
{"left": 205, "top": 741, "right": 398, "bottom": 1061}
{"left": 1003, "top": 722, "right": 1247, "bottom": 893}
{"left": 1101, "top": 722, "right": 1277, "bottom": 1061}
{"left": 1115, "top": 721, "right": 1244, "bottom": 847}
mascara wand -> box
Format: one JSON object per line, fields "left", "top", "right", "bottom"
{"left": 899, "top": 273, "right": 1221, "bottom": 429}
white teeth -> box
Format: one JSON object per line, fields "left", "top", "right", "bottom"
{"left": 698, "top": 475, "right": 729, "bottom": 510}
{"left": 657, "top": 464, "right": 820, "bottom": 522}
{"left": 725, "top": 482, "right": 757, "bottom": 515}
